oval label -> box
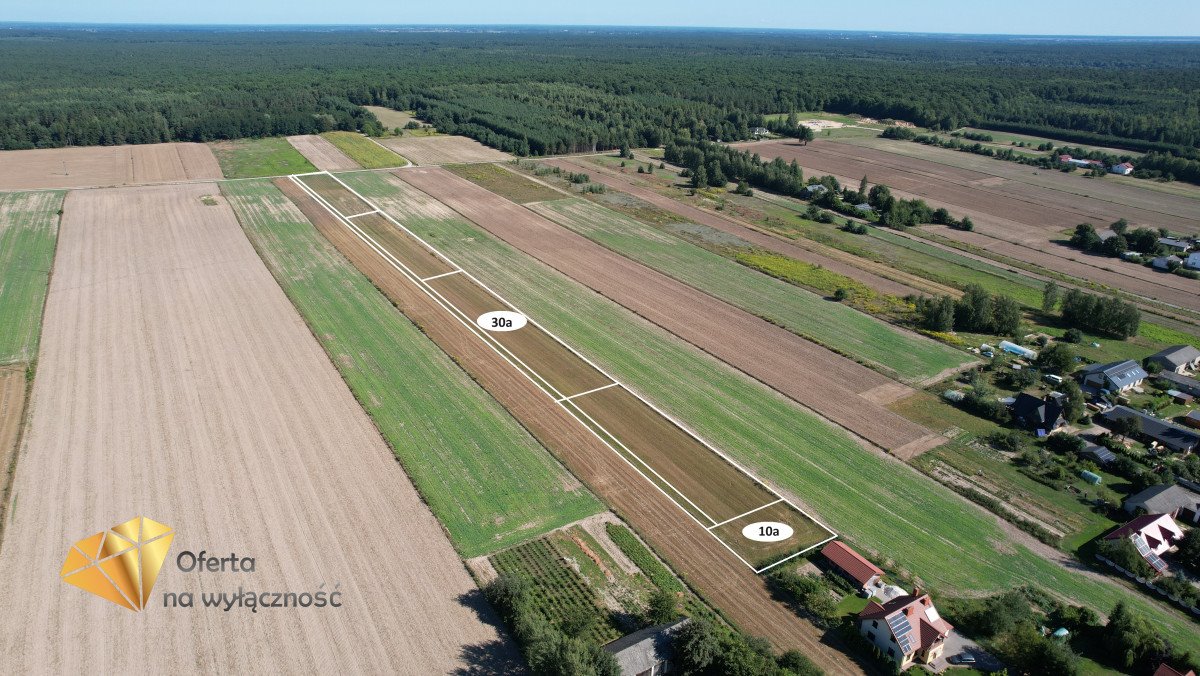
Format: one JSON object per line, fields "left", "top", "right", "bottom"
{"left": 742, "top": 521, "right": 794, "bottom": 543}
{"left": 477, "top": 310, "right": 527, "bottom": 332}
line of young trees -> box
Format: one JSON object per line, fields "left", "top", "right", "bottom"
{"left": 1057, "top": 288, "right": 1141, "bottom": 339}
{"left": 910, "top": 284, "right": 1021, "bottom": 335}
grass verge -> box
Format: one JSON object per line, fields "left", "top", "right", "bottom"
{"left": 0, "top": 191, "right": 64, "bottom": 365}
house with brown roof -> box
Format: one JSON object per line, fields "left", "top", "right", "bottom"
{"left": 1155, "top": 662, "right": 1197, "bottom": 676}
{"left": 821, "top": 541, "right": 883, "bottom": 593}
{"left": 859, "top": 592, "right": 953, "bottom": 671}
{"left": 1104, "top": 513, "right": 1184, "bottom": 574}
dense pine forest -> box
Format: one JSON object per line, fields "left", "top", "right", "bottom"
{"left": 2, "top": 26, "right": 1199, "bottom": 160}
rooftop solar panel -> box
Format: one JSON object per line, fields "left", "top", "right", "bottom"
{"left": 888, "top": 612, "right": 915, "bottom": 654}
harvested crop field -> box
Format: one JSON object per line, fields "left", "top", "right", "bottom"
{"left": 0, "top": 182, "right": 512, "bottom": 672}
{"left": 285, "top": 134, "right": 361, "bottom": 171}
{"left": 526, "top": 195, "right": 972, "bottom": 383}
{"left": 395, "top": 166, "right": 939, "bottom": 455}
{"left": 337, "top": 171, "right": 1200, "bottom": 652}
{"left": 0, "top": 143, "right": 220, "bottom": 190}
{"left": 379, "top": 135, "right": 512, "bottom": 165}
{"left": 0, "top": 367, "right": 25, "bottom": 537}
{"left": 0, "top": 191, "right": 64, "bottom": 365}
{"left": 226, "top": 179, "right": 601, "bottom": 556}
{"left": 290, "top": 171, "right": 832, "bottom": 569}
{"left": 545, "top": 158, "right": 922, "bottom": 298}
{"left": 278, "top": 173, "right": 864, "bottom": 673}
{"left": 735, "top": 140, "right": 1200, "bottom": 309}
{"left": 321, "top": 131, "right": 408, "bottom": 169}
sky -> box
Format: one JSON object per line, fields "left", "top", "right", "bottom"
{"left": 4, "top": 0, "right": 1199, "bottom": 37}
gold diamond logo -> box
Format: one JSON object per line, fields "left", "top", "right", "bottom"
{"left": 61, "top": 516, "right": 174, "bottom": 611}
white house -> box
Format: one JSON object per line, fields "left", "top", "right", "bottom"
{"left": 859, "top": 592, "right": 953, "bottom": 671}
{"left": 1110, "top": 162, "right": 1135, "bottom": 175}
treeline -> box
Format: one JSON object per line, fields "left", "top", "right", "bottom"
{"left": 1058, "top": 288, "right": 1141, "bottom": 339}
{"left": 3, "top": 28, "right": 1200, "bottom": 156}
{"left": 910, "top": 284, "right": 1021, "bottom": 335}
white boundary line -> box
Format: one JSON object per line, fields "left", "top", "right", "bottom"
{"left": 289, "top": 170, "right": 838, "bottom": 572}
{"left": 706, "top": 499, "right": 784, "bottom": 531}
{"left": 555, "top": 382, "right": 619, "bottom": 403}
{"left": 345, "top": 210, "right": 381, "bottom": 219}
{"left": 421, "top": 270, "right": 463, "bottom": 282}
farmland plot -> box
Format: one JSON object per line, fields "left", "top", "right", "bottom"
{"left": 291, "top": 171, "right": 834, "bottom": 572}
{"left": 286, "top": 134, "right": 360, "bottom": 171}
{"left": 0, "top": 143, "right": 220, "bottom": 190}
{"left": 0, "top": 191, "right": 64, "bottom": 365}
{"left": 337, "top": 171, "right": 1200, "bottom": 652}
{"left": 528, "top": 197, "right": 971, "bottom": 383}
{"left": 281, "top": 172, "right": 855, "bottom": 668}
{"left": 321, "top": 131, "right": 408, "bottom": 169}
{"left": 209, "top": 137, "right": 316, "bottom": 178}
{"left": 0, "top": 182, "right": 513, "bottom": 672}
{"left": 378, "top": 135, "right": 511, "bottom": 165}
{"left": 223, "top": 179, "right": 602, "bottom": 556}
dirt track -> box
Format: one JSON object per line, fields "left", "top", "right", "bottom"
{"left": 277, "top": 178, "right": 868, "bottom": 674}
{"left": 0, "top": 183, "right": 511, "bottom": 672}
{"left": 547, "top": 158, "right": 924, "bottom": 298}
{"left": 285, "top": 135, "right": 361, "bottom": 171}
{"left": 737, "top": 140, "right": 1200, "bottom": 312}
{"left": 395, "top": 166, "right": 940, "bottom": 456}
{"left": 0, "top": 144, "right": 221, "bottom": 191}
{"left": 379, "top": 136, "right": 512, "bottom": 166}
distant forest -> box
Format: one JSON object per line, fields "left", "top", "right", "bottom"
{"left": 2, "top": 27, "right": 1200, "bottom": 161}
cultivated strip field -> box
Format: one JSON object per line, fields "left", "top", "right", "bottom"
{"left": 278, "top": 172, "right": 864, "bottom": 672}
{"left": 549, "top": 157, "right": 925, "bottom": 298}
{"left": 0, "top": 183, "right": 513, "bottom": 672}
{"left": 290, "top": 171, "right": 835, "bottom": 572}
{"left": 737, "top": 139, "right": 1200, "bottom": 311}
{"left": 321, "top": 131, "right": 408, "bottom": 169}
{"left": 224, "top": 179, "right": 602, "bottom": 556}
{"left": 285, "top": 134, "right": 361, "bottom": 171}
{"left": 209, "top": 137, "right": 317, "bottom": 179}
{"left": 0, "top": 143, "right": 220, "bottom": 190}
{"left": 379, "top": 135, "right": 512, "bottom": 165}
{"left": 395, "top": 166, "right": 941, "bottom": 456}
{"left": 0, "top": 191, "right": 64, "bottom": 364}
{"left": 0, "top": 366, "right": 25, "bottom": 540}
{"left": 341, "top": 171, "right": 1200, "bottom": 652}
{"left": 527, "top": 196, "right": 972, "bottom": 383}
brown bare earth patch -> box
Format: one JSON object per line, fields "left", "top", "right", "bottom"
{"left": 379, "top": 135, "right": 512, "bottom": 165}
{"left": 0, "top": 143, "right": 221, "bottom": 190}
{"left": 548, "top": 158, "right": 924, "bottom": 298}
{"left": 0, "top": 183, "right": 510, "bottom": 672}
{"left": 276, "top": 177, "right": 866, "bottom": 674}
{"left": 0, "top": 367, "right": 26, "bottom": 544}
{"left": 734, "top": 140, "right": 1200, "bottom": 310}
{"left": 396, "top": 166, "right": 937, "bottom": 453}
{"left": 285, "top": 135, "right": 361, "bottom": 171}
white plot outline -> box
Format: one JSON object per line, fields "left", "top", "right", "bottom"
{"left": 288, "top": 171, "right": 837, "bottom": 573}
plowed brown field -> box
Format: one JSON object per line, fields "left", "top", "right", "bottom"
{"left": 396, "top": 166, "right": 939, "bottom": 455}
{"left": 285, "top": 135, "right": 361, "bottom": 171}
{"left": 547, "top": 158, "right": 924, "bottom": 298}
{"left": 0, "top": 143, "right": 221, "bottom": 191}
{"left": 0, "top": 367, "right": 25, "bottom": 542}
{"left": 736, "top": 140, "right": 1200, "bottom": 311}
{"left": 378, "top": 135, "right": 512, "bottom": 165}
{"left": 0, "top": 183, "right": 511, "bottom": 672}
{"left": 276, "top": 177, "right": 867, "bottom": 674}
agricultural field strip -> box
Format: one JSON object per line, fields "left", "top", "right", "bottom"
{"left": 289, "top": 170, "right": 836, "bottom": 573}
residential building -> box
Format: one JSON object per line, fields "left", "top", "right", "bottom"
{"left": 1156, "top": 371, "right": 1200, "bottom": 398}
{"left": 602, "top": 618, "right": 690, "bottom": 676}
{"left": 1101, "top": 406, "right": 1200, "bottom": 453}
{"left": 1079, "top": 360, "right": 1148, "bottom": 393}
{"left": 821, "top": 541, "right": 883, "bottom": 593}
{"left": 1153, "top": 255, "right": 1183, "bottom": 271}
{"left": 751, "top": 126, "right": 769, "bottom": 138}
{"left": 855, "top": 203, "right": 875, "bottom": 213}
{"left": 1186, "top": 252, "right": 1200, "bottom": 270}
{"left": 859, "top": 593, "right": 953, "bottom": 671}
{"left": 1110, "top": 162, "right": 1135, "bottom": 175}
{"left": 1159, "top": 237, "right": 1191, "bottom": 254}
{"left": 1058, "top": 154, "right": 1073, "bottom": 163}
{"left": 1155, "top": 662, "right": 1197, "bottom": 676}
{"left": 803, "top": 183, "right": 828, "bottom": 197}
{"left": 1124, "top": 482, "right": 1200, "bottom": 524}
{"left": 1185, "top": 410, "right": 1200, "bottom": 430}
{"left": 1104, "top": 513, "right": 1184, "bottom": 573}
{"left": 1147, "top": 345, "right": 1200, "bottom": 374}
{"left": 1010, "top": 392, "right": 1066, "bottom": 433}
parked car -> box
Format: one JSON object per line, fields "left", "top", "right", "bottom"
{"left": 1044, "top": 374, "right": 1064, "bottom": 386}
{"left": 949, "top": 653, "right": 977, "bottom": 665}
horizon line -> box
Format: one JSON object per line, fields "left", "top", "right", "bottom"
{"left": 2, "top": 21, "right": 1199, "bottom": 40}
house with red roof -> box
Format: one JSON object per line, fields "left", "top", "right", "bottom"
{"left": 821, "top": 541, "right": 883, "bottom": 593}
{"left": 1104, "top": 513, "right": 1184, "bottom": 574}
{"left": 1155, "top": 663, "right": 1197, "bottom": 676}
{"left": 858, "top": 592, "right": 953, "bottom": 671}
